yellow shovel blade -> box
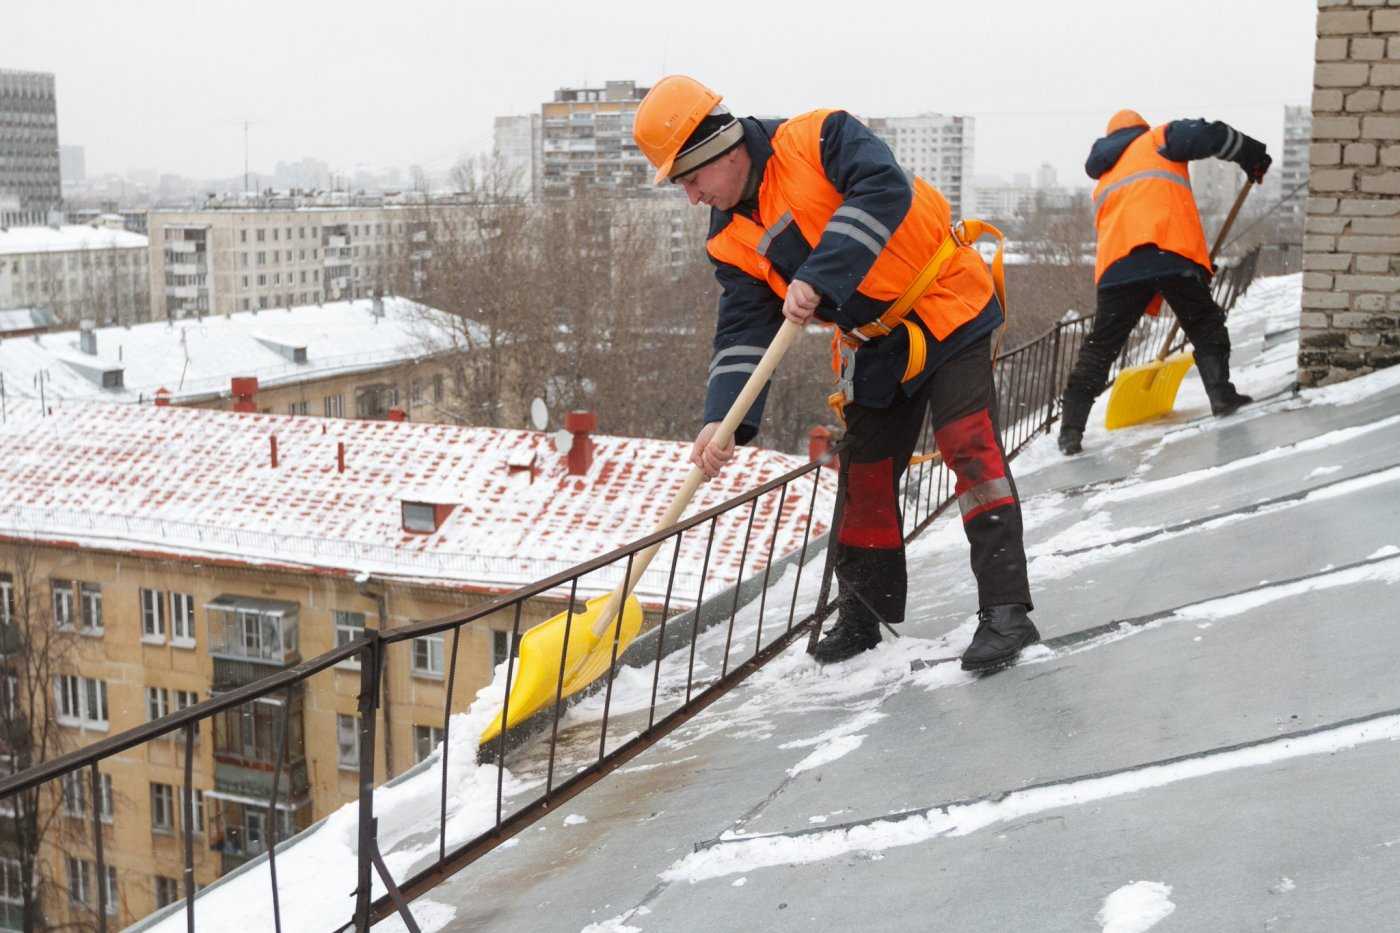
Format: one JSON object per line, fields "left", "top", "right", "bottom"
{"left": 479, "top": 592, "right": 644, "bottom": 747}
{"left": 1104, "top": 352, "right": 1196, "bottom": 430}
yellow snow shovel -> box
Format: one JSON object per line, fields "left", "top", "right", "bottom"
{"left": 1103, "top": 179, "right": 1254, "bottom": 430}
{"left": 480, "top": 319, "right": 804, "bottom": 746}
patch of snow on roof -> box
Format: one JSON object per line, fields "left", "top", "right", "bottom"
{"left": 0, "top": 223, "right": 147, "bottom": 254}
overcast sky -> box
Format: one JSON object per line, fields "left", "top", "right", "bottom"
{"left": 5, "top": 0, "right": 1316, "bottom": 188}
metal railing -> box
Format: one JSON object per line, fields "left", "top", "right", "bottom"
{"left": 0, "top": 247, "right": 1264, "bottom": 933}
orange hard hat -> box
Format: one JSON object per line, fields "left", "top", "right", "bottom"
{"left": 634, "top": 75, "right": 725, "bottom": 184}
{"left": 1106, "top": 109, "right": 1149, "bottom": 135}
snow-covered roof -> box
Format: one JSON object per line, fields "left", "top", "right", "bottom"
{"left": 0, "top": 307, "right": 54, "bottom": 334}
{"left": 0, "top": 401, "right": 837, "bottom": 602}
{"left": 0, "top": 297, "right": 469, "bottom": 404}
{"left": 0, "top": 223, "right": 148, "bottom": 254}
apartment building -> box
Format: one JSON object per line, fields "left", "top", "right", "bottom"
{"left": 0, "top": 223, "right": 149, "bottom": 325}
{"left": 0, "top": 400, "right": 835, "bottom": 929}
{"left": 0, "top": 69, "right": 61, "bottom": 228}
{"left": 1281, "top": 103, "right": 1312, "bottom": 235}
{"left": 866, "top": 112, "right": 976, "bottom": 218}
{"left": 146, "top": 201, "right": 442, "bottom": 322}
{"left": 0, "top": 295, "right": 482, "bottom": 425}
{"left": 538, "top": 81, "right": 660, "bottom": 199}
{"left": 493, "top": 113, "right": 540, "bottom": 198}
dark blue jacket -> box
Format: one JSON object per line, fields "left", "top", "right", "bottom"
{"left": 703, "top": 112, "right": 1000, "bottom": 443}
{"left": 1086, "top": 119, "right": 1246, "bottom": 289}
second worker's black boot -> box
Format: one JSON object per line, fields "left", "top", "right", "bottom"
{"left": 812, "top": 616, "right": 881, "bottom": 665}
{"left": 1195, "top": 353, "right": 1253, "bottom": 417}
{"left": 1057, "top": 394, "right": 1094, "bottom": 456}
{"left": 961, "top": 604, "right": 1040, "bottom": 673}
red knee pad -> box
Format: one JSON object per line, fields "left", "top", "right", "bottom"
{"left": 838, "top": 458, "right": 902, "bottom": 549}
{"left": 934, "top": 409, "right": 1016, "bottom": 522}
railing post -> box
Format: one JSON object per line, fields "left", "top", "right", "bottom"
{"left": 352, "top": 630, "right": 382, "bottom": 932}
{"left": 1044, "top": 324, "right": 1064, "bottom": 434}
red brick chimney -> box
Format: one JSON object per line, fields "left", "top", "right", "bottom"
{"left": 565, "top": 410, "right": 596, "bottom": 476}
{"left": 808, "top": 426, "right": 837, "bottom": 468}
{"left": 387, "top": 407, "right": 407, "bottom": 423}
{"left": 153, "top": 387, "right": 172, "bottom": 408}
{"left": 231, "top": 377, "right": 259, "bottom": 413}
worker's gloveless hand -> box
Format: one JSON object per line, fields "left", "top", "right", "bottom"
{"left": 1234, "top": 135, "right": 1272, "bottom": 183}
{"left": 691, "top": 421, "right": 735, "bottom": 479}
{"left": 781, "top": 279, "right": 821, "bottom": 325}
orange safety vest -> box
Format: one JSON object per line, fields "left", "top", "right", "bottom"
{"left": 706, "top": 109, "right": 994, "bottom": 346}
{"left": 1092, "top": 124, "right": 1212, "bottom": 284}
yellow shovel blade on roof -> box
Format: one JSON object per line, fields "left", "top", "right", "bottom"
{"left": 479, "top": 591, "right": 643, "bottom": 747}
{"left": 1103, "top": 351, "right": 1195, "bottom": 430}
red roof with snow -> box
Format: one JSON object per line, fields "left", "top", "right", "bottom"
{"left": 0, "top": 402, "right": 838, "bottom": 604}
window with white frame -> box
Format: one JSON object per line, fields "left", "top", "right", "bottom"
{"left": 2, "top": 673, "right": 17, "bottom": 721}
{"left": 177, "top": 786, "right": 205, "bottom": 834}
{"left": 174, "top": 689, "right": 198, "bottom": 712}
{"left": 0, "top": 757, "right": 14, "bottom": 817}
{"left": 333, "top": 610, "right": 365, "bottom": 651}
{"left": 171, "top": 593, "right": 195, "bottom": 646}
{"left": 413, "top": 725, "right": 444, "bottom": 763}
{"left": 61, "top": 771, "right": 112, "bottom": 821}
{"left": 51, "top": 580, "right": 74, "bottom": 628}
{"left": 103, "top": 865, "right": 116, "bottom": 915}
{"left": 0, "top": 572, "right": 13, "bottom": 627}
{"left": 0, "top": 857, "right": 22, "bottom": 928}
{"left": 323, "top": 394, "right": 343, "bottom": 418}
{"left": 79, "top": 583, "right": 102, "bottom": 633}
{"left": 154, "top": 874, "right": 180, "bottom": 909}
{"left": 66, "top": 856, "right": 90, "bottom": 906}
{"left": 150, "top": 782, "right": 174, "bottom": 832}
{"left": 56, "top": 675, "right": 108, "bottom": 728}
{"left": 140, "top": 588, "right": 166, "bottom": 641}
{"left": 412, "top": 634, "right": 444, "bottom": 677}
{"left": 146, "top": 686, "right": 169, "bottom": 722}
{"left": 336, "top": 714, "right": 359, "bottom": 770}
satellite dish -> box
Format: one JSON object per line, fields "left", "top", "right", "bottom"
{"left": 552, "top": 428, "right": 574, "bottom": 454}
{"left": 529, "top": 397, "right": 548, "bottom": 431}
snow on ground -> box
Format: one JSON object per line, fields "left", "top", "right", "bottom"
{"left": 1097, "top": 881, "right": 1176, "bottom": 933}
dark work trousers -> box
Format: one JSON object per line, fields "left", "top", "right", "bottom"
{"left": 1063, "top": 272, "right": 1232, "bottom": 415}
{"left": 833, "top": 334, "right": 1033, "bottom": 630}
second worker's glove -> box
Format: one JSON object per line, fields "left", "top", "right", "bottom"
{"left": 1234, "top": 135, "right": 1272, "bottom": 183}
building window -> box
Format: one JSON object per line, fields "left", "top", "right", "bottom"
{"left": 0, "top": 572, "right": 13, "bottom": 628}
{"left": 413, "top": 725, "right": 444, "bottom": 763}
{"left": 205, "top": 597, "right": 299, "bottom": 664}
{"left": 51, "top": 579, "right": 74, "bottom": 628}
{"left": 55, "top": 675, "right": 108, "bottom": 729}
{"left": 336, "top": 714, "right": 359, "bottom": 769}
{"left": 240, "top": 230, "right": 247, "bottom": 244}
{"left": 0, "top": 857, "right": 22, "bottom": 927}
{"left": 79, "top": 583, "right": 102, "bottom": 633}
{"left": 0, "top": 758, "right": 14, "bottom": 818}
{"left": 171, "top": 593, "right": 195, "bottom": 646}
{"left": 146, "top": 686, "right": 169, "bottom": 722}
{"left": 179, "top": 786, "right": 205, "bottom": 834}
{"left": 256, "top": 229, "right": 265, "bottom": 243}
{"left": 432, "top": 373, "right": 444, "bottom": 403}
{"left": 140, "top": 587, "right": 166, "bottom": 641}
{"left": 333, "top": 609, "right": 365, "bottom": 652}
{"left": 412, "top": 634, "right": 444, "bottom": 677}
{"left": 213, "top": 696, "right": 304, "bottom": 768}
{"left": 103, "top": 865, "right": 117, "bottom": 914}
{"left": 324, "top": 394, "right": 343, "bottom": 418}
{"left": 154, "top": 875, "right": 180, "bottom": 909}
{"left": 66, "top": 856, "right": 90, "bottom": 906}
{"left": 151, "top": 782, "right": 175, "bottom": 832}
{"left": 493, "top": 630, "right": 522, "bottom": 668}
{"left": 402, "top": 502, "right": 438, "bottom": 534}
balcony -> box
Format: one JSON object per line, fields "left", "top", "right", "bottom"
{"left": 205, "top": 595, "right": 300, "bottom": 666}
{"left": 167, "top": 240, "right": 199, "bottom": 254}
{"left": 167, "top": 285, "right": 202, "bottom": 299}
{"left": 167, "top": 262, "right": 200, "bottom": 276}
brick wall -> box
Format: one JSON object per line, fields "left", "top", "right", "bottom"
{"left": 1300, "top": 1, "right": 1400, "bottom": 386}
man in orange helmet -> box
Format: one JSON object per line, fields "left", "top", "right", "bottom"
{"left": 633, "top": 76, "right": 1038, "bottom": 672}
{"left": 1057, "top": 109, "right": 1271, "bottom": 456}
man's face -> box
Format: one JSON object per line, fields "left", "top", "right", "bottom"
{"left": 674, "top": 147, "right": 748, "bottom": 211}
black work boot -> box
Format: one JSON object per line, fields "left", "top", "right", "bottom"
{"left": 1057, "top": 394, "right": 1094, "bottom": 456}
{"left": 1195, "top": 353, "right": 1253, "bottom": 417}
{"left": 812, "top": 617, "right": 881, "bottom": 664}
{"left": 961, "top": 604, "right": 1040, "bottom": 673}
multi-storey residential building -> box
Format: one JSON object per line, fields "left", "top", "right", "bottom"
{"left": 538, "top": 81, "right": 658, "bottom": 199}
{"left": 146, "top": 200, "right": 440, "bottom": 321}
{"left": 59, "top": 145, "right": 84, "bottom": 187}
{"left": 0, "top": 69, "right": 62, "bottom": 228}
{"left": 0, "top": 295, "right": 490, "bottom": 425}
{"left": 1281, "top": 104, "right": 1312, "bottom": 235}
{"left": 0, "top": 400, "right": 834, "bottom": 929}
{"left": 866, "top": 112, "right": 975, "bottom": 218}
{"left": 0, "top": 223, "right": 149, "bottom": 325}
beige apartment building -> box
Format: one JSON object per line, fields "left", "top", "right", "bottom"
{"left": 0, "top": 224, "right": 150, "bottom": 326}
{"left": 146, "top": 200, "right": 453, "bottom": 322}
{"left": 0, "top": 400, "right": 835, "bottom": 929}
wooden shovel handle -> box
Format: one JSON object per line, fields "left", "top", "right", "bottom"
{"left": 590, "top": 319, "right": 803, "bottom": 636}
{"left": 1154, "top": 179, "right": 1255, "bottom": 363}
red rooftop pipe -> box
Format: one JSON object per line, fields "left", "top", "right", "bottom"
{"left": 153, "top": 387, "right": 172, "bottom": 408}
{"left": 231, "top": 376, "right": 259, "bottom": 413}
{"left": 337, "top": 441, "right": 345, "bottom": 474}
{"left": 270, "top": 435, "right": 279, "bottom": 468}
{"left": 565, "top": 410, "right": 596, "bottom": 476}
{"left": 387, "top": 407, "right": 407, "bottom": 423}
